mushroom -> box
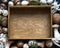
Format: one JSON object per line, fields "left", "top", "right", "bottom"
{"left": 28, "top": 40, "right": 38, "bottom": 48}
{"left": 2, "top": 10, "right": 8, "bottom": 16}
{"left": 8, "top": 0, "right": 20, "bottom": 6}
{"left": 2, "top": 34, "right": 7, "bottom": 43}
{"left": 1, "top": 17, "right": 8, "bottom": 26}
{"left": 8, "top": 1, "right": 14, "bottom": 6}
{"left": 17, "top": 41, "right": 24, "bottom": 48}
{"left": 21, "top": 0, "right": 29, "bottom": 5}
{"left": 45, "top": 40, "right": 53, "bottom": 48}
{"left": 0, "top": 33, "right": 7, "bottom": 43}
{"left": 0, "top": 3, "right": 7, "bottom": 10}
{"left": 38, "top": 42, "right": 44, "bottom": 48}
{"left": 53, "top": 13, "right": 60, "bottom": 24}
{"left": 2, "top": 27, "right": 8, "bottom": 34}
{"left": 23, "top": 43, "right": 29, "bottom": 48}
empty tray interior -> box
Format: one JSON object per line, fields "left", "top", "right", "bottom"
{"left": 8, "top": 6, "right": 52, "bottom": 39}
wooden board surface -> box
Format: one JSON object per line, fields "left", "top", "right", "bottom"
{"left": 8, "top": 6, "right": 52, "bottom": 39}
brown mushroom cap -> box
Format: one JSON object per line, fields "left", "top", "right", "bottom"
{"left": 53, "top": 13, "right": 60, "bottom": 24}
{"left": 17, "top": 41, "right": 24, "bottom": 48}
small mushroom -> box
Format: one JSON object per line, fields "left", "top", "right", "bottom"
{"left": 17, "top": 41, "right": 24, "bottom": 48}
{"left": 0, "top": 3, "right": 7, "bottom": 10}
{"left": 2, "top": 34, "right": 7, "bottom": 43}
{"left": 2, "top": 10, "right": 8, "bottom": 16}
{"left": 23, "top": 43, "right": 29, "bottom": 48}
{"left": 21, "top": 0, "right": 29, "bottom": 5}
{"left": 0, "top": 33, "right": 7, "bottom": 43}
{"left": 52, "top": 24, "right": 60, "bottom": 41}
{"left": 1, "top": 17, "right": 8, "bottom": 26}
{"left": 45, "top": 40, "right": 53, "bottom": 48}
{"left": 2, "top": 27, "right": 8, "bottom": 34}
{"left": 8, "top": 1, "right": 14, "bottom": 6}
{"left": 16, "top": 1, "right": 20, "bottom": 5}
{"left": 28, "top": 40, "right": 38, "bottom": 48}
{"left": 38, "top": 42, "right": 44, "bottom": 48}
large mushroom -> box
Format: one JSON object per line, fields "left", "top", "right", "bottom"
{"left": 53, "top": 13, "right": 60, "bottom": 24}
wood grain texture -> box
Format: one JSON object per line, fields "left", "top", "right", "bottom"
{"left": 8, "top": 6, "right": 52, "bottom": 39}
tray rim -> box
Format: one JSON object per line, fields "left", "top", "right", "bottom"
{"left": 8, "top": 5, "right": 52, "bottom": 40}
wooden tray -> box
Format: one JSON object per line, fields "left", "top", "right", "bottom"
{"left": 8, "top": 5, "right": 52, "bottom": 39}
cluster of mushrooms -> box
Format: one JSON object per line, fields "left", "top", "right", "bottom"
{"left": 8, "top": 0, "right": 53, "bottom": 6}
{"left": 0, "top": 0, "right": 8, "bottom": 48}
{"left": 10, "top": 40, "right": 53, "bottom": 48}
